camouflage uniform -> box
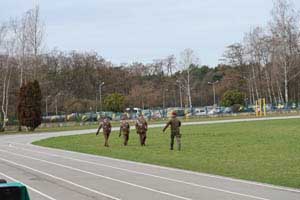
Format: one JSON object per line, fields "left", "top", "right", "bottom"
{"left": 163, "top": 113, "right": 182, "bottom": 150}
{"left": 120, "top": 119, "right": 130, "bottom": 146}
{"left": 135, "top": 116, "right": 148, "bottom": 146}
{"left": 96, "top": 118, "right": 112, "bottom": 147}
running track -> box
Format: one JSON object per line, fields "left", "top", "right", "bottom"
{"left": 1, "top": 116, "right": 300, "bottom": 200}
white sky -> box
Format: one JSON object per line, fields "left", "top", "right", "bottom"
{"left": 1, "top": 0, "right": 300, "bottom": 66}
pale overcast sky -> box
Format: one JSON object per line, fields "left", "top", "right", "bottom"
{"left": 1, "top": 0, "right": 300, "bottom": 66}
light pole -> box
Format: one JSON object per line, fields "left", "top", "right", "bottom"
{"left": 208, "top": 81, "right": 219, "bottom": 106}
{"left": 163, "top": 88, "right": 168, "bottom": 117}
{"left": 45, "top": 95, "right": 51, "bottom": 116}
{"left": 176, "top": 80, "right": 183, "bottom": 108}
{"left": 99, "top": 82, "right": 105, "bottom": 113}
{"left": 96, "top": 92, "right": 98, "bottom": 113}
{"left": 55, "top": 92, "right": 62, "bottom": 115}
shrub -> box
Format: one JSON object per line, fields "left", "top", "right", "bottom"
{"left": 221, "top": 90, "right": 245, "bottom": 108}
{"left": 17, "top": 80, "right": 42, "bottom": 131}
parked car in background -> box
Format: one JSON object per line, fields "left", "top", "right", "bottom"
{"left": 142, "top": 109, "right": 152, "bottom": 119}
{"left": 222, "top": 107, "right": 232, "bottom": 113}
{"left": 208, "top": 107, "right": 222, "bottom": 115}
{"left": 194, "top": 107, "right": 207, "bottom": 116}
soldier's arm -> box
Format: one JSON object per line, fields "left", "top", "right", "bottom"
{"left": 145, "top": 121, "right": 148, "bottom": 130}
{"left": 119, "top": 125, "right": 122, "bottom": 137}
{"left": 163, "top": 121, "right": 171, "bottom": 132}
{"left": 108, "top": 123, "right": 112, "bottom": 132}
{"left": 96, "top": 124, "right": 102, "bottom": 136}
{"left": 179, "top": 120, "right": 181, "bottom": 127}
{"left": 135, "top": 121, "right": 138, "bottom": 133}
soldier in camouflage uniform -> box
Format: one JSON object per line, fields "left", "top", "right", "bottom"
{"left": 135, "top": 114, "right": 148, "bottom": 146}
{"left": 163, "top": 111, "right": 182, "bottom": 151}
{"left": 119, "top": 115, "right": 130, "bottom": 146}
{"left": 96, "top": 117, "right": 112, "bottom": 147}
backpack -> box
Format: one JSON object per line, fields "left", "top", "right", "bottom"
{"left": 121, "top": 121, "right": 130, "bottom": 131}
{"left": 102, "top": 119, "right": 111, "bottom": 132}
{"left": 136, "top": 118, "right": 147, "bottom": 132}
{"left": 170, "top": 118, "right": 181, "bottom": 133}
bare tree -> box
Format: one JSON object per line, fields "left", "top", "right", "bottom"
{"left": 246, "top": 27, "right": 277, "bottom": 104}
{"left": 0, "top": 23, "right": 16, "bottom": 130}
{"left": 0, "top": 25, "right": 6, "bottom": 47}
{"left": 223, "top": 43, "right": 245, "bottom": 67}
{"left": 13, "top": 13, "right": 30, "bottom": 86}
{"left": 152, "top": 59, "right": 164, "bottom": 76}
{"left": 269, "top": 0, "right": 300, "bottom": 104}
{"left": 164, "top": 55, "right": 176, "bottom": 76}
{"left": 222, "top": 43, "right": 256, "bottom": 104}
{"left": 180, "top": 48, "right": 198, "bottom": 108}
{"left": 244, "top": 29, "right": 262, "bottom": 101}
{"left": 0, "top": 24, "right": 7, "bottom": 130}
{"left": 25, "top": 5, "right": 44, "bottom": 79}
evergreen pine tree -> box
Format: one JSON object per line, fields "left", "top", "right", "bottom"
{"left": 17, "top": 80, "right": 42, "bottom": 131}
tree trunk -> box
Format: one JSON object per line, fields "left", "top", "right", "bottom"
{"left": 276, "top": 79, "right": 284, "bottom": 104}
{"left": 250, "top": 77, "right": 255, "bottom": 104}
{"left": 247, "top": 78, "right": 252, "bottom": 105}
{"left": 264, "top": 69, "right": 273, "bottom": 105}
{"left": 187, "top": 70, "right": 192, "bottom": 108}
{"left": 284, "top": 63, "right": 288, "bottom": 104}
{"left": 270, "top": 79, "right": 278, "bottom": 106}
{"left": 1, "top": 64, "right": 11, "bottom": 130}
{"left": 252, "top": 65, "right": 259, "bottom": 100}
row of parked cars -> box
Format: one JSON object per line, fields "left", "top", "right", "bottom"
{"left": 42, "top": 104, "right": 300, "bottom": 123}
{"left": 194, "top": 106, "right": 238, "bottom": 116}
{"left": 41, "top": 107, "right": 246, "bottom": 123}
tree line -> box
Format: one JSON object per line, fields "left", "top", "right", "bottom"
{"left": 1, "top": 0, "right": 300, "bottom": 128}
{"left": 223, "top": 0, "right": 300, "bottom": 106}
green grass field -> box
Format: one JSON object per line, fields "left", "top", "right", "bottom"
{"left": 2, "top": 111, "right": 299, "bottom": 135}
{"left": 34, "top": 118, "right": 300, "bottom": 188}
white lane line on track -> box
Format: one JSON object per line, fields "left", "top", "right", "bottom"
{"left": 15, "top": 141, "right": 300, "bottom": 194}
{"left": 0, "top": 157, "right": 120, "bottom": 200}
{"left": 0, "top": 150, "right": 193, "bottom": 200}
{"left": 0, "top": 172, "right": 57, "bottom": 200}
{"left": 76, "top": 150, "right": 300, "bottom": 194}
{"left": 7, "top": 144, "right": 274, "bottom": 200}
{"left": 5, "top": 140, "right": 300, "bottom": 196}
{"left": 2, "top": 115, "right": 300, "bottom": 197}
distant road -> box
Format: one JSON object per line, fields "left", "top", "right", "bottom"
{"left": 0, "top": 115, "right": 300, "bottom": 200}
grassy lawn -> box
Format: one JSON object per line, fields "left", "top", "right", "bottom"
{"left": 33, "top": 118, "right": 300, "bottom": 189}
{"left": 2, "top": 111, "right": 300, "bottom": 135}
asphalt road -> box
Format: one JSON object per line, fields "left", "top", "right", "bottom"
{"left": 1, "top": 116, "right": 300, "bottom": 200}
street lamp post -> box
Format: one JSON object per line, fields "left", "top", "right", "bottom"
{"left": 163, "top": 88, "right": 168, "bottom": 118}
{"left": 55, "top": 97, "right": 58, "bottom": 115}
{"left": 208, "top": 81, "right": 219, "bottom": 106}
{"left": 96, "top": 93, "right": 98, "bottom": 113}
{"left": 55, "top": 92, "right": 62, "bottom": 115}
{"left": 45, "top": 95, "right": 51, "bottom": 116}
{"left": 99, "top": 82, "right": 105, "bottom": 113}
